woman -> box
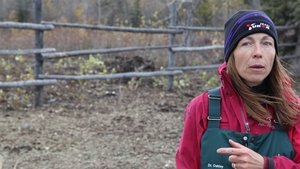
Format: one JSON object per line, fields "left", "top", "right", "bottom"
{"left": 175, "top": 10, "right": 300, "bottom": 169}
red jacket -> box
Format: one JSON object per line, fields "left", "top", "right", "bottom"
{"left": 176, "top": 63, "right": 300, "bottom": 169}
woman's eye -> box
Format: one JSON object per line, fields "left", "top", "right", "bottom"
{"left": 263, "top": 41, "right": 273, "bottom": 46}
{"left": 241, "top": 42, "right": 252, "bottom": 46}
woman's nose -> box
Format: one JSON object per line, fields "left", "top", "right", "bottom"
{"left": 253, "top": 44, "right": 263, "bottom": 58}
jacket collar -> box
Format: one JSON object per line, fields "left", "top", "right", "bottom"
{"left": 218, "top": 62, "right": 236, "bottom": 96}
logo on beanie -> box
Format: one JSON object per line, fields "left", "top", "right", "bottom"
{"left": 246, "top": 23, "right": 270, "bottom": 31}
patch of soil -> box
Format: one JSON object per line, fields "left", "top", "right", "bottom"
{"left": 0, "top": 75, "right": 299, "bottom": 169}
{"left": 106, "top": 55, "right": 155, "bottom": 73}
{"left": 0, "top": 78, "right": 196, "bottom": 169}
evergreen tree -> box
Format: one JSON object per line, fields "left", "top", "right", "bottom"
{"left": 261, "top": 0, "right": 300, "bottom": 59}
{"left": 261, "top": 0, "right": 296, "bottom": 25}
{"left": 16, "top": 0, "right": 32, "bottom": 22}
{"left": 130, "top": 0, "right": 142, "bottom": 27}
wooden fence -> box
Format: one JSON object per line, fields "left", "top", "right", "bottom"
{"left": 0, "top": 0, "right": 299, "bottom": 107}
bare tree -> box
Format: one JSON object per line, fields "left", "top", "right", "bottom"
{"left": 96, "top": 0, "right": 101, "bottom": 24}
{"left": 246, "top": 0, "right": 261, "bottom": 9}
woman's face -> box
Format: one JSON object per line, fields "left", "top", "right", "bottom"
{"left": 232, "top": 33, "right": 276, "bottom": 87}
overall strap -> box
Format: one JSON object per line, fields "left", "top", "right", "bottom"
{"left": 273, "top": 115, "right": 282, "bottom": 130}
{"left": 207, "top": 87, "right": 221, "bottom": 128}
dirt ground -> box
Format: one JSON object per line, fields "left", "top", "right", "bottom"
{"left": 0, "top": 75, "right": 299, "bottom": 169}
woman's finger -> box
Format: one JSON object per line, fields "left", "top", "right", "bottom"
{"left": 216, "top": 147, "right": 240, "bottom": 155}
{"left": 228, "top": 139, "right": 244, "bottom": 148}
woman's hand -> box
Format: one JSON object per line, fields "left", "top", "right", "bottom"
{"left": 216, "top": 139, "right": 264, "bottom": 169}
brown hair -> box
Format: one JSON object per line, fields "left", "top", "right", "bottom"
{"left": 227, "top": 56, "right": 300, "bottom": 128}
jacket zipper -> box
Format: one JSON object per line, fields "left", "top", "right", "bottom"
{"left": 240, "top": 109, "right": 250, "bottom": 133}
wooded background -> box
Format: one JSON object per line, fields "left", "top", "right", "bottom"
{"left": 0, "top": 0, "right": 299, "bottom": 108}
{"left": 1, "top": 0, "right": 299, "bottom": 27}
{"left": 1, "top": 0, "right": 299, "bottom": 56}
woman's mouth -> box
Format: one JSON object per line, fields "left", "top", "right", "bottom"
{"left": 249, "top": 64, "right": 264, "bottom": 69}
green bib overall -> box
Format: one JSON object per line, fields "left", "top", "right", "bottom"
{"left": 200, "top": 88, "right": 295, "bottom": 169}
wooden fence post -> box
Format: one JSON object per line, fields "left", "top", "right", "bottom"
{"left": 294, "top": 28, "right": 300, "bottom": 74}
{"left": 183, "top": 0, "right": 193, "bottom": 66}
{"left": 167, "top": 1, "right": 177, "bottom": 90}
{"left": 34, "top": 0, "right": 44, "bottom": 107}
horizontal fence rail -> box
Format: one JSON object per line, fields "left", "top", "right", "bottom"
{"left": 0, "top": 21, "right": 54, "bottom": 30}
{"left": 43, "top": 21, "right": 184, "bottom": 34}
{"left": 0, "top": 80, "right": 57, "bottom": 88}
{"left": 0, "top": 48, "right": 56, "bottom": 56}
{"left": 171, "top": 43, "right": 300, "bottom": 52}
{"left": 171, "top": 45, "right": 224, "bottom": 52}
{"left": 42, "top": 45, "right": 179, "bottom": 59}
{"left": 278, "top": 43, "right": 300, "bottom": 47}
{"left": 281, "top": 54, "right": 300, "bottom": 60}
{"left": 169, "top": 26, "right": 224, "bottom": 31}
{"left": 167, "top": 64, "right": 221, "bottom": 71}
{"left": 39, "top": 70, "right": 183, "bottom": 80}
